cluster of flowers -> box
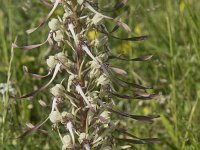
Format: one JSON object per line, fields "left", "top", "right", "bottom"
{"left": 14, "top": 0, "right": 159, "bottom": 149}
{"left": 0, "top": 83, "right": 16, "bottom": 95}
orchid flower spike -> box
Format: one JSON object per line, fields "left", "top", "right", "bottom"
{"left": 15, "top": 0, "right": 158, "bottom": 149}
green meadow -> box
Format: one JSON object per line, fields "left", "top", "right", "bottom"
{"left": 0, "top": 0, "right": 200, "bottom": 149}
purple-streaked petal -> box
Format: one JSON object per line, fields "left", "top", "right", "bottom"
{"left": 23, "top": 66, "right": 52, "bottom": 78}
{"left": 75, "top": 84, "right": 90, "bottom": 105}
{"left": 19, "top": 63, "right": 61, "bottom": 99}
{"left": 110, "top": 67, "right": 127, "bottom": 76}
{"left": 109, "top": 54, "right": 153, "bottom": 61}
{"left": 84, "top": 2, "right": 131, "bottom": 32}
{"left": 12, "top": 33, "right": 51, "bottom": 50}
{"left": 26, "top": 0, "right": 61, "bottom": 34}
{"left": 17, "top": 117, "right": 49, "bottom": 139}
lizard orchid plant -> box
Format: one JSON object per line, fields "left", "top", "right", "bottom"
{"left": 13, "top": 0, "right": 159, "bottom": 149}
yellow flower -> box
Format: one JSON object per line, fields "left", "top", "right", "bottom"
{"left": 143, "top": 107, "right": 151, "bottom": 115}
{"left": 180, "top": 1, "right": 185, "bottom": 13}
{"left": 88, "top": 30, "right": 99, "bottom": 41}
{"left": 118, "top": 41, "right": 132, "bottom": 55}
{"left": 134, "top": 24, "right": 141, "bottom": 34}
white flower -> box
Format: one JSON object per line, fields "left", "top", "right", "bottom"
{"left": 89, "top": 60, "right": 101, "bottom": 78}
{"left": 0, "top": 83, "right": 16, "bottom": 95}
{"left": 48, "top": 18, "right": 60, "bottom": 31}
{"left": 96, "top": 75, "right": 110, "bottom": 86}
{"left": 78, "top": 132, "right": 87, "bottom": 144}
{"left": 46, "top": 56, "right": 56, "bottom": 69}
{"left": 53, "top": 30, "right": 63, "bottom": 42}
{"left": 62, "top": 135, "right": 72, "bottom": 149}
{"left": 63, "top": 11, "right": 72, "bottom": 21}
{"left": 90, "top": 61, "right": 101, "bottom": 69}
{"left": 50, "top": 84, "right": 65, "bottom": 97}
{"left": 87, "top": 91, "right": 98, "bottom": 103}
{"left": 100, "top": 111, "right": 110, "bottom": 121}
{"left": 61, "top": 111, "right": 73, "bottom": 119}
{"left": 49, "top": 111, "right": 62, "bottom": 123}
{"left": 67, "top": 74, "right": 77, "bottom": 91}
{"left": 55, "top": 52, "right": 68, "bottom": 62}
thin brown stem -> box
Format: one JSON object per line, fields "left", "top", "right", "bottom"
{"left": 76, "top": 51, "right": 88, "bottom": 132}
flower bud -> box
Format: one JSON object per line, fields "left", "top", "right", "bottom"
{"left": 65, "top": 59, "right": 74, "bottom": 68}
{"left": 62, "top": 135, "right": 72, "bottom": 149}
{"left": 48, "top": 18, "right": 60, "bottom": 31}
{"left": 99, "top": 110, "right": 111, "bottom": 126}
{"left": 53, "top": 30, "right": 63, "bottom": 42}
{"left": 87, "top": 91, "right": 98, "bottom": 104}
{"left": 90, "top": 59, "right": 101, "bottom": 69}
{"left": 46, "top": 56, "right": 56, "bottom": 69}
{"left": 96, "top": 75, "right": 110, "bottom": 86}
{"left": 63, "top": 11, "right": 72, "bottom": 21}
{"left": 100, "top": 111, "right": 110, "bottom": 121}
{"left": 89, "top": 60, "right": 101, "bottom": 78}
{"left": 62, "top": 111, "right": 73, "bottom": 120}
{"left": 67, "top": 74, "right": 77, "bottom": 91}
{"left": 78, "top": 132, "right": 87, "bottom": 144}
{"left": 55, "top": 52, "right": 68, "bottom": 63}
{"left": 50, "top": 84, "right": 65, "bottom": 97}
{"left": 49, "top": 111, "right": 62, "bottom": 123}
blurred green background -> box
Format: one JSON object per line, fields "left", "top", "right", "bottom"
{"left": 0, "top": 0, "right": 200, "bottom": 149}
